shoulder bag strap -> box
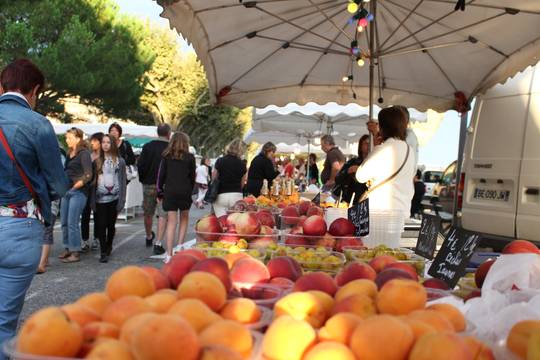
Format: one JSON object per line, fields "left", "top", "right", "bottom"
{"left": 360, "top": 143, "right": 410, "bottom": 202}
{"left": 0, "top": 127, "right": 37, "bottom": 199}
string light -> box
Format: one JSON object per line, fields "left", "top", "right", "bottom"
{"left": 347, "top": 2, "right": 359, "bottom": 14}
{"left": 342, "top": 75, "right": 353, "bottom": 82}
{"left": 357, "top": 58, "right": 365, "bottom": 67}
{"left": 357, "top": 25, "right": 364, "bottom": 32}
{"left": 358, "top": 18, "right": 369, "bottom": 27}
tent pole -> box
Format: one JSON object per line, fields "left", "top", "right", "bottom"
{"left": 368, "top": 0, "right": 377, "bottom": 150}
{"left": 307, "top": 138, "right": 311, "bottom": 186}
{"left": 452, "top": 111, "right": 468, "bottom": 226}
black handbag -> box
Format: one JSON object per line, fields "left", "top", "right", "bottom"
{"left": 332, "top": 157, "right": 366, "bottom": 204}
{"left": 204, "top": 175, "right": 220, "bottom": 203}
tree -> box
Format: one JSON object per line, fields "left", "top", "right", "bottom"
{"left": 0, "top": 0, "right": 153, "bottom": 116}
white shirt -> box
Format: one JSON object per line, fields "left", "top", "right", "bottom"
{"left": 406, "top": 128, "right": 419, "bottom": 170}
{"left": 356, "top": 138, "right": 415, "bottom": 216}
{"left": 195, "top": 164, "right": 209, "bottom": 184}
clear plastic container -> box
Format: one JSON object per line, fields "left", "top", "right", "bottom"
{"left": 245, "top": 306, "right": 273, "bottom": 332}
{"left": 347, "top": 246, "right": 425, "bottom": 276}
{"left": 193, "top": 243, "right": 267, "bottom": 263}
{"left": 281, "top": 231, "right": 364, "bottom": 253}
{"left": 230, "top": 283, "right": 284, "bottom": 309}
{"left": 363, "top": 210, "right": 405, "bottom": 248}
{"left": 270, "top": 247, "right": 346, "bottom": 275}
{"left": 195, "top": 230, "right": 279, "bottom": 248}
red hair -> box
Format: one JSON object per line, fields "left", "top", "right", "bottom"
{"left": 0, "top": 59, "right": 45, "bottom": 95}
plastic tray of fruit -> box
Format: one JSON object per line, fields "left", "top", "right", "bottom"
{"left": 245, "top": 306, "right": 273, "bottom": 332}
{"left": 346, "top": 245, "right": 425, "bottom": 275}
{"left": 282, "top": 232, "right": 364, "bottom": 252}
{"left": 193, "top": 242, "right": 267, "bottom": 263}
{"left": 230, "top": 283, "right": 284, "bottom": 309}
{"left": 270, "top": 247, "right": 346, "bottom": 274}
{"left": 195, "top": 230, "right": 279, "bottom": 246}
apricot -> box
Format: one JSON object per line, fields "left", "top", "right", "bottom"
{"left": 220, "top": 298, "right": 261, "bottom": 324}
{"left": 293, "top": 272, "right": 338, "bottom": 296}
{"left": 401, "top": 317, "right": 437, "bottom": 342}
{"left": 274, "top": 291, "right": 327, "bottom": 328}
{"left": 119, "top": 313, "right": 159, "bottom": 345}
{"left": 140, "top": 266, "right": 171, "bottom": 290}
{"left": 86, "top": 339, "right": 133, "bottom": 360}
{"left": 303, "top": 341, "right": 356, "bottom": 360}
{"left": 262, "top": 316, "right": 316, "bottom": 360}
{"left": 131, "top": 314, "right": 200, "bottom": 360}
{"left": 145, "top": 292, "right": 178, "bottom": 313}
{"left": 76, "top": 292, "right": 111, "bottom": 316}
{"left": 409, "top": 333, "right": 473, "bottom": 360}
{"left": 223, "top": 252, "right": 250, "bottom": 269}
{"left": 168, "top": 298, "right": 222, "bottom": 333}
{"left": 61, "top": 303, "right": 101, "bottom": 327}
{"left": 376, "top": 279, "right": 427, "bottom": 315}
{"left": 199, "top": 320, "right": 253, "bottom": 357}
{"left": 307, "top": 290, "right": 335, "bottom": 316}
{"left": 177, "top": 271, "right": 227, "bottom": 311}
{"left": 427, "top": 303, "right": 466, "bottom": 332}
{"left": 335, "top": 278, "right": 378, "bottom": 302}
{"left": 407, "top": 310, "right": 455, "bottom": 333}
{"left": 105, "top": 266, "right": 155, "bottom": 301}
{"left": 350, "top": 314, "right": 414, "bottom": 360}
{"left": 82, "top": 321, "right": 120, "bottom": 342}
{"left": 507, "top": 320, "right": 540, "bottom": 359}
{"left": 17, "top": 307, "right": 83, "bottom": 357}
{"left": 156, "top": 288, "right": 178, "bottom": 297}
{"left": 331, "top": 293, "right": 376, "bottom": 319}
{"left": 192, "top": 257, "right": 232, "bottom": 292}
{"left": 200, "top": 345, "right": 243, "bottom": 360}
{"left": 463, "top": 336, "right": 495, "bottom": 360}
{"left": 102, "top": 295, "right": 153, "bottom": 327}
{"left": 230, "top": 257, "right": 270, "bottom": 284}
{"left": 318, "top": 313, "right": 363, "bottom": 344}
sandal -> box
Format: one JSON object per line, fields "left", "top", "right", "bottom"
{"left": 61, "top": 253, "right": 80, "bottom": 263}
{"left": 58, "top": 250, "right": 71, "bottom": 259}
{"left": 36, "top": 267, "right": 46, "bottom": 274}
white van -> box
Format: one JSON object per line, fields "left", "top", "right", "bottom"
{"left": 461, "top": 62, "right": 540, "bottom": 243}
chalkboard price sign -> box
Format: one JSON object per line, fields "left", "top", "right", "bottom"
{"left": 415, "top": 214, "right": 441, "bottom": 260}
{"left": 312, "top": 192, "right": 321, "bottom": 206}
{"left": 348, "top": 198, "right": 369, "bottom": 237}
{"left": 427, "top": 227, "right": 482, "bottom": 288}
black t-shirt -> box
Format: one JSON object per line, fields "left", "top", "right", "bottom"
{"left": 246, "top": 153, "right": 279, "bottom": 196}
{"left": 215, "top": 155, "right": 247, "bottom": 194}
{"left": 308, "top": 164, "right": 319, "bottom": 183}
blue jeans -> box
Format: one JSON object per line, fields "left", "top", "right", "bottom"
{"left": 60, "top": 189, "right": 87, "bottom": 252}
{"left": 0, "top": 217, "right": 43, "bottom": 358}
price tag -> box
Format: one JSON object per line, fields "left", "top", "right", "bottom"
{"left": 415, "top": 214, "right": 441, "bottom": 260}
{"left": 312, "top": 192, "right": 321, "bottom": 206}
{"left": 427, "top": 227, "right": 482, "bottom": 288}
{"left": 348, "top": 198, "right": 369, "bottom": 236}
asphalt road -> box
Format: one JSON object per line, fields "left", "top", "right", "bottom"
{"left": 19, "top": 205, "right": 210, "bottom": 323}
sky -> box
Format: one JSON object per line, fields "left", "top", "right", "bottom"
{"left": 114, "top": 0, "right": 460, "bottom": 169}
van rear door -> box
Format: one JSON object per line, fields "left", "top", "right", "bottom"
{"left": 516, "top": 66, "right": 540, "bottom": 242}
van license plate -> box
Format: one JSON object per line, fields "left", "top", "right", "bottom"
{"left": 473, "top": 188, "right": 510, "bottom": 201}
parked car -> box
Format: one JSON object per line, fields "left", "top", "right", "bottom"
{"left": 428, "top": 161, "right": 458, "bottom": 216}
{"left": 423, "top": 170, "right": 444, "bottom": 196}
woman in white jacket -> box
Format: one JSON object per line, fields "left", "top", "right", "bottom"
{"left": 355, "top": 106, "right": 416, "bottom": 217}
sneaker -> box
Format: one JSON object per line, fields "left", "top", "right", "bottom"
{"left": 163, "top": 254, "right": 171, "bottom": 264}
{"left": 80, "top": 243, "right": 90, "bottom": 253}
{"left": 99, "top": 254, "right": 109, "bottom": 263}
{"left": 145, "top": 231, "right": 155, "bottom": 247}
{"left": 91, "top": 239, "right": 99, "bottom": 251}
{"left": 173, "top": 244, "right": 183, "bottom": 254}
{"left": 150, "top": 252, "right": 168, "bottom": 260}
{"left": 153, "top": 244, "right": 165, "bottom": 255}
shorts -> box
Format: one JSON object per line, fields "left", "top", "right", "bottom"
{"left": 142, "top": 184, "right": 158, "bottom": 216}
{"left": 156, "top": 200, "right": 167, "bottom": 218}
{"left": 162, "top": 194, "right": 192, "bottom": 212}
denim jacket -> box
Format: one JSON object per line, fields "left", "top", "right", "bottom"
{"left": 0, "top": 94, "right": 70, "bottom": 224}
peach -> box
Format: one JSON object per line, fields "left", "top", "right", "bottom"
{"left": 86, "top": 339, "right": 133, "bottom": 360}
{"left": 223, "top": 252, "right": 250, "bottom": 269}
{"left": 145, "top": 292, "right": 178, "bottom": 313}
{"left": 293, "top": 272, "right": 337, "bottom": 296}
{"left": 192, "top": 257, "right": 232, "bottom": 292}
{"left": 306, "top": 206, "right": 324, "bottom": 217}
{"left": 318, "top": 313, "right": 363, "bottom": 344}
{"left": 199, "top": 320, "right": 253, "bottom": 357}
{"left": 259, "top": 224, "right": 274, "bottom": 235}
{"left": 119, "top": 313, "right": 158, "bottom": 345}
{"left": 407, "top": 310, "right": 455, "bottom": 333}
{"left": 177, "top": 271, "right": 227, "bottom": 311}
{"left": 507, "top": 320, "right": 540, "bottom": 359}
{"left": 274, "top": 291, "right": 327, "bottom": 328}
{"left": 105, "top": 266, "right": 155, "bottom": 301}
{"left": 328, "top": 218, "right": 355, "bottom": 237}
{"left": 298, "top": 201, "right": 312, "bottom": 216}
{"left": 179, "top": 248, "right": 207, "bottom": 260}
{"left": 17, "top": 307, "right": 83, "bottom": 357}
{"left": 62, "top": 303, "right": 101, "bottom": 327}
{"left": 219, "top": 231, "right": 240, "bottom": 244}
{"left": 334, "top": 237, "right": 364, "bottom": 252}
{"left": 140, "top": 266, "right": 171, "bottom": 290}
{"left": 502, "top": 240, "right": 540, "bottom": 254}
{"left": 131, "top": 314, "right": 200, "bottom": 360}
{"left": 102, "top": 295, "right": 152, "bottom": 327}
{"left": 427, "top": 303, "right": 466, "bottom": 332}
{"left": 369, "top": 255, "right": 398, "bottom": 273}
{"left": 376, "top": 279, "right": 427, "bottom": 315}
{"left": 267, "top": 256, "right": 302, "bottom": 281}
{"left": 82, "top": 321, "right": 120, "bottom": 342}
{"left": 282, "top": 205, "right": 300, "bottom": 225}
{"left": 285, "top": 231, "right": 309, "bottom": 246}
{"left": 76, "top": 292, "right": 111, "bottom": 316}
{"left": 401, "top": 317, "right": 437, "bottom": 342}
{"left": 200, "top": 345, "right": 243, "bottom": 360}
{"left": 350, "top": 314, "right": 414, "bottom": 360}
{"left": 375, "top": 268, "right": 416, "bottom": 289}
{"left": 230, "top": 257, "right": 270, "bottom": 284}
{"left": 218, "top": 215, "right": 229, "bottom": 229}
{"left": 226, "top": 212, "right": 241, "bottom": 227}
{"left": 331, "top": 293, "right": 376, "bottom": 319}
{"left": 316, "top": 233, "right": 336, "bottom": 248}
{"left": 262, "top": 316, "right": 316, "bottom": 360}
{"left": 474, "top": 259, "right": 495, "bottom": 288}
{"left": 335, "top": 279, "right": 378, "bottom": 302}
{"left": 335, "top": 262, "right": 377, "bottom": 286}
{"left": 423, "top": 278, "right": 451, "bottom": 290}
{"left": 234, "top": 212, "right": 261, "bottom": 236}
{"left": 168, "top": 298, "right": 221, "bottom": 333}
{"left": 220, "top": 298, "right": 261, "bottom": 324}
{"left": 463, "top": 336, "right": 495, "bottom": 360}
{"left": 161, "top": 254, "right": 199, "bottom": 288}
{"left": 196, "top": 215, "right": 223, "bottom": 241}
{"left": 304, "top": 341, "right": 356, "bottom": 360}
{"left": 297, "top": 215, "right": 307, "bottom": 226}
{"left": 409, "top": 333, "right": 473, "bottom": 360}
{"left": 384, "top": 262, "right": 419, "bottom": 280}
{"left": 269, "top": 277, "right": 295, "bottom": 290}
{"left": 256, "top": 210, "right": 275, "bottom": 228}
{"left": 302, "top": 215, "right": 327, "bottom": 236}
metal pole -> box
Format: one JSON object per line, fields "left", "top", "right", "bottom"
{"left": 368, "top": 0, "right": 377, "bottom": 150}
{"left": 452, "top": 110, "right": 468, "bottom": 226}
{"left": 307, "top": 138, "right": 311, "bottom": 185}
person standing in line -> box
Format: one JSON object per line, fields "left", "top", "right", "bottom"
{"left": 108, "top": 122, "right": 135, "bottom": 167}
{"left": 320, "top": 134, "right": 345, "bottom": 191}
{"left": 246, "top": 142, "right": 279, "bottom": 197}
{"left": 411, "top": 169, "right": 426, "bottom": 218}
{"left": 307, "top": 153, "right": 319, "bottom": 185}
{"left": 91, "top": 135, "right": 126, "bottom": 263}
{"left": 195, "top": 157, "right": 209, "bottom": 208}
{"left": 137, "top": 124, "right": 171, "bottom": 253}
{"left": 211, "top": 139, "right": 247, "bottom": 217}
{"left": 81, "top": 132, "right": 103, "bottom": 252}
{"left": 59, "top": 127, "right": 93, "bottom": 263}
{"left": 157, "top": 132, "right": 196, "bottom": 263}
{"left": 0, "top": 59, "right": 70, "bottom": 350}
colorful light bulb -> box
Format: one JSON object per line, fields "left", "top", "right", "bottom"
{"left": 347, "top": 2, "right": 359, "bottom": 13}
{"left": 357, "top": 25, "right": 364, "bottom": 32}
{"left": 357, "top": 58, "right": 365, "bottom": 67}
{"left": 359, "top": 18, "right": 369, "bottom": 27}
{"left": 367, "top": 13, "right": 374, "bottom": 21}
